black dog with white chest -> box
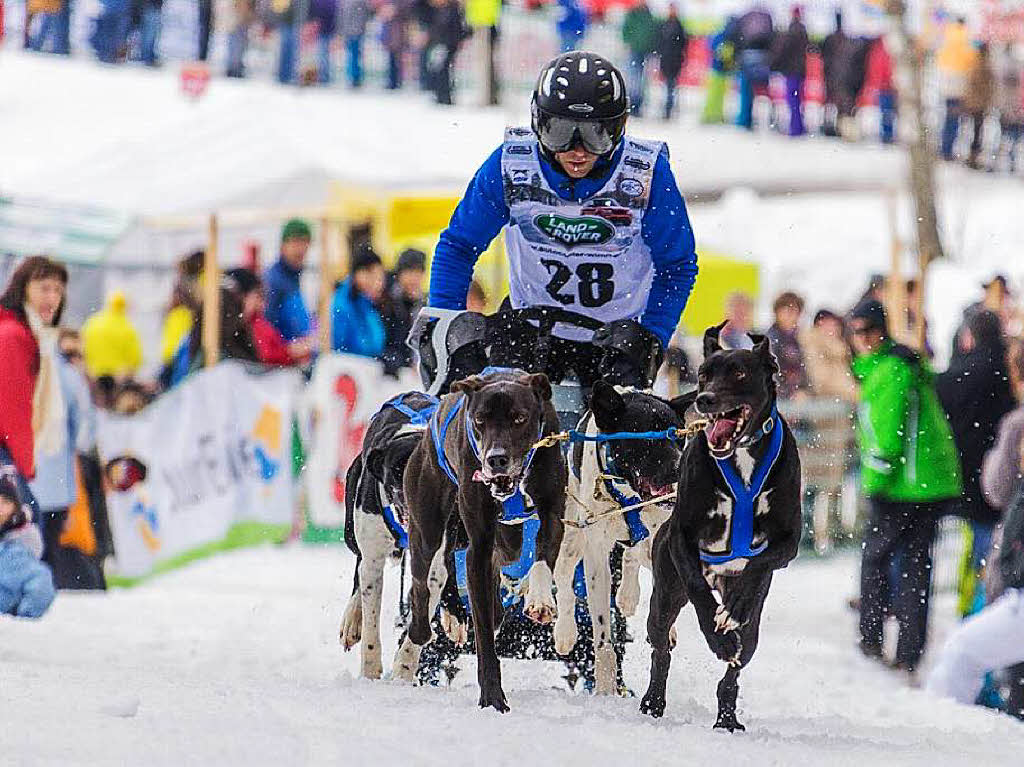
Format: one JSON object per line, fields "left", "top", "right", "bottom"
{"left": 394, "top": 370, "right": 566, "bottom": 712}
{"left": 641, "top": 323, "right": 802, "bottom": 731}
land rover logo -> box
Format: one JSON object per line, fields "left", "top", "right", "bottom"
{"left": 534, "top": 214, "right": 614, "bottom": 246}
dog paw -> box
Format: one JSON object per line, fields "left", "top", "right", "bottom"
{"left": 713, "top": 711, "right": 745, "bottom": 732}
{"left": 714, "top": 604, "right": 741, "bottom": 634}
{"left": 478, "top": 684, "right": 510, "bottom": 713}
{"left": 523, "top": 596, "right": 557, "bottom": 626}
{"left": 339, "top": 602, "right": 362, "bottom": 650}
{"left": 440, "top": 608, "right": 468, "bottom": 646}
{"left": 640, "top": 692, "right": 666, "bottom": 718}
{"left": 707, "top": 630, "right": 741, "bottom": 665}
{"left": 391, "top": 638, "right": 421, "bottom": 683}
{"left": 361, "top": 655, "right": 383, "bottom": 680}
{"left": 616, "top": 577, "right": 641, "bottom": 617}
{"left": 553, "top": 615, "right": 578, "bottom": 655}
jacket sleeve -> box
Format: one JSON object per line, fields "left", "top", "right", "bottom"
{"left": 639, "top": 149, "right": 698, "bottom": 346}
{"left": 429, "top": 146, "right": 510, "bottom": 310}
{"left": 865, "top": 357, "right": 912, "bottom": 467}
{"left": 0, "top": 326, "right": 37, "bottom": 479}
{"left": 982, "top": 409, "right": 1024, "bottom": 510}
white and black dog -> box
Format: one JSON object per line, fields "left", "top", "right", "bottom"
{"left": 640, "top": 324, "right": 802, "bottom": 731}
{"left": 552, "top": 381, "right": 689, "bottom": 695}
{"left": 393, "top": 370, "right": 566, "bottom": 712}
{"left": 339, "top": 392, "right": 467, "bottom": 678}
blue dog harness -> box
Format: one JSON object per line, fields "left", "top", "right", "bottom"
{"left": 429, "top": 393, "right": 544, "bottom": 526}
{"left": 376, "top": 393, "right": 440, "bottom": 548}
{"left": 699, "top": 408, "right": 782, "bottom": 565}
{"left": 569, "top": 413, "right": 652, "bottom": 547}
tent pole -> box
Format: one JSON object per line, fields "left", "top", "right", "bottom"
{"left": 203, "top": 213, "right": 221, "bottom": 368}
{"left": 319, "top": 217, "right": 334, "bottom": 354}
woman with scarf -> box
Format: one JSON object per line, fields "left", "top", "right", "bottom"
{"left": 0, "top": 256, "right": 69, "bottom": 575}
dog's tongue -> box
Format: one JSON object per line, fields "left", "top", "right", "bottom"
{"left": 707, "top": 418, "right": 738, "bottom": 449}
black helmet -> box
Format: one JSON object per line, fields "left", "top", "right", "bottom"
{"left": 531, "top": 51, "right": 628, "bottom": 157}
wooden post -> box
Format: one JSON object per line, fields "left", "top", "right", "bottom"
{"left": 202, "top": 213, "right": 221, "bottom": 368}
{"left": 885, "top": 190, "right": 908, "bottom": 345}
{"left": 319, "top": 217, "right": 334, "bottom": 354}
{"left": 914, "top": 248, "right": 929, "bottom": 352}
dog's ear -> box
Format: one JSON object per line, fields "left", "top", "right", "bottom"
{"left": 668, "top": 390, "right": 699, "bottom": 423}
{"left": 452, "top": 375, "right": 485, "bottom": 395}
{"left": 526, "top": 373, "right": 552, "bottom": 402}
{"left": 750, "top": 334, "right": 780, "bottom": 375}
{"left": 363, "top": 448, "right": 387, "bottom": 483}
{"left": 590, "top": 380, "right": 625, "bottom": 430}
{"left": 703, "top": 321, "right": 726, "bottom": 359}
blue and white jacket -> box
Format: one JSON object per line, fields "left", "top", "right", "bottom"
{"left": 428, "top": 140, "right": 698, "bottom": 346}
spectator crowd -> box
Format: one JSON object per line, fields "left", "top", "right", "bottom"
{"left": 15, "top": 2, "right": 1024, "bottom": 171}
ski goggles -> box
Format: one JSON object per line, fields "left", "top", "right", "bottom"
{"left": 534, "top": 111, "right": 625, "bottom": 155}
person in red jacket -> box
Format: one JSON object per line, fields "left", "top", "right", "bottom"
{"left": 0, "top": 256, "right": 68, "bottom": 511}
{"left": 865, "top": 35, "right": 896, "bottom": 144}
{"left": 225, "top": 268, "right": 311, "bottom": 366}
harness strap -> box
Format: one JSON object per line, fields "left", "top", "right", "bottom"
{"left": 596, "top": 441, "right": 650, "bottom": 546}
{"left": 700, "top": 407, "right": 783, "bottom": 564}
{"left": 378, "top": 483, "right": 410, "bottom": 549}
{"left": 430, "top": 397, "right": 464, "bottom": 485}
{"left": 381, "top": 392, "right": 440, "bottom": 426}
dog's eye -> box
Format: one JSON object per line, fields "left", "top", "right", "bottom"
{"left": 473, "top": 415, "right": 485, "bottom": 426}
{"left": 513, "top": 413, "right": 527, "bottom": 425}
{"left": 734, "top": 371, "right": 746, "bottom": 381}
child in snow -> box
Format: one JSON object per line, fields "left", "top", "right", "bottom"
{"left": 0, "top": 479, "right": 56, "bottom": 619}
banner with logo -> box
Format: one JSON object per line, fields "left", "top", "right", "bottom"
{"left": 97, "top": 362, "right": 302, "bottom": 582}
{"left": 301, "top": 353, "right": 419, "bottom": 536}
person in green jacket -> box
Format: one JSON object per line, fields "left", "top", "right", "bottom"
{"left": 849, "top": 300, "right": 962, "bottom": 678}
{"left": 622, "top": 1, "right": 659, "bottom": 116}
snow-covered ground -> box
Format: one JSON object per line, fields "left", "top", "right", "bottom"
{"left": 4, "top": 545, "right": 1021, "bottom": 765}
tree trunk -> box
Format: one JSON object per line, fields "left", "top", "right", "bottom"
{"left": 887, "top": 0, "right": 945, "bottom": 269}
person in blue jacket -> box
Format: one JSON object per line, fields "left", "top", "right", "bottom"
{"left": 264, "top": 218, "right": 314, "bottom": 343}
{"left": 331, "top": 244, "right": 387, "bottom": 358}
{"left": 427, "top": 50, "right": 698, "bottom": 389}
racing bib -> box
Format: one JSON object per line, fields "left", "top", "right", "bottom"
{"left": 500, "top": 127, "right": 662, "bottom": 340}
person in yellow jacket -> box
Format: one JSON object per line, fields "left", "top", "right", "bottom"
{"left": 937, "top": 17, "right": 978, "bottom": 160}
{"left": 81, "top": 291, "right": 143, "bottom": 379}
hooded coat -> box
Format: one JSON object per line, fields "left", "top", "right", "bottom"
{"left": 937, "top": 312, "right": 1016, "bottom": 524}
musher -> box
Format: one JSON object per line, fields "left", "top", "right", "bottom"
{"left": 417, "top": 50, "right": 698, "bottom": 393}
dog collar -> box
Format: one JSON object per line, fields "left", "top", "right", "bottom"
{"left": 594, "top": 434, "right": 650, "bottom": 547}
{"left": 735, "top": 408, "right": 777, "bottom": 449}
{"left": 700, "top": 410, "right": 783, "bottom": 565}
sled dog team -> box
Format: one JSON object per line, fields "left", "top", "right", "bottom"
{"left": 340, "top": 324, "right": 802, "bottom": 731}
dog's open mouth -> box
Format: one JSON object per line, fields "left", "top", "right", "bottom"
{"left": 704, "top": 404, "right": 752, "bottom": 457}
{"left": 638, "top": 478, "right": 677, "bottom": 502}
{"left": 472, "top": 470, "right": 520, "bottom": 499}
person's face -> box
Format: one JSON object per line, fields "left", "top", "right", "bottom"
{"left": 775, "top": 305, "right": 801, "bottom": 333}
{"left": 281, "top": 237, "right": 310, "bottom": 270}
{"left": 817, "top": 317, "right": 843, "bottom": 340}
{"left": 355, "top": 265, "right": 386, "bottom": 302}
{"left": 727, "top": 299, "right": 752, "bottom": 327}
{"left": 467, "top": 293, "right": 487, "bottom": 313}
{"left": 397, "top": 268, "right": 424, "bottom": 300}
{"left": 25, "top": 276, "right": 65, "bottom": 325}
{"left": 242, "top": 288, "right": 265, "bottom": 319}
{"left": 850, "top": 320, "right": 884, "bottom": 355}
{"left": 985, "top": 283, "right": 1007, "bottom": 310}
{"left": 555, "top": 147, "right": 600, "bottom": 179}
{"left": 0, "top": 497, "right": 16, "bottom": 527}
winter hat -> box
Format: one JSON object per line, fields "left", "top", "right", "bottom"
{"left": 281, "top": 218, "right": 312, "bottom": 242}
{"left": 351, "top": 243, "right": 383, "bottom": 274}
{"left": 224, "top": 268, "right": 261, "bottom": 296}
{"left": 849, "top": 299, "right": 888, "bottom": 335}
{"left": 396, "top": 248, "right": 427, "bottom": 275}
